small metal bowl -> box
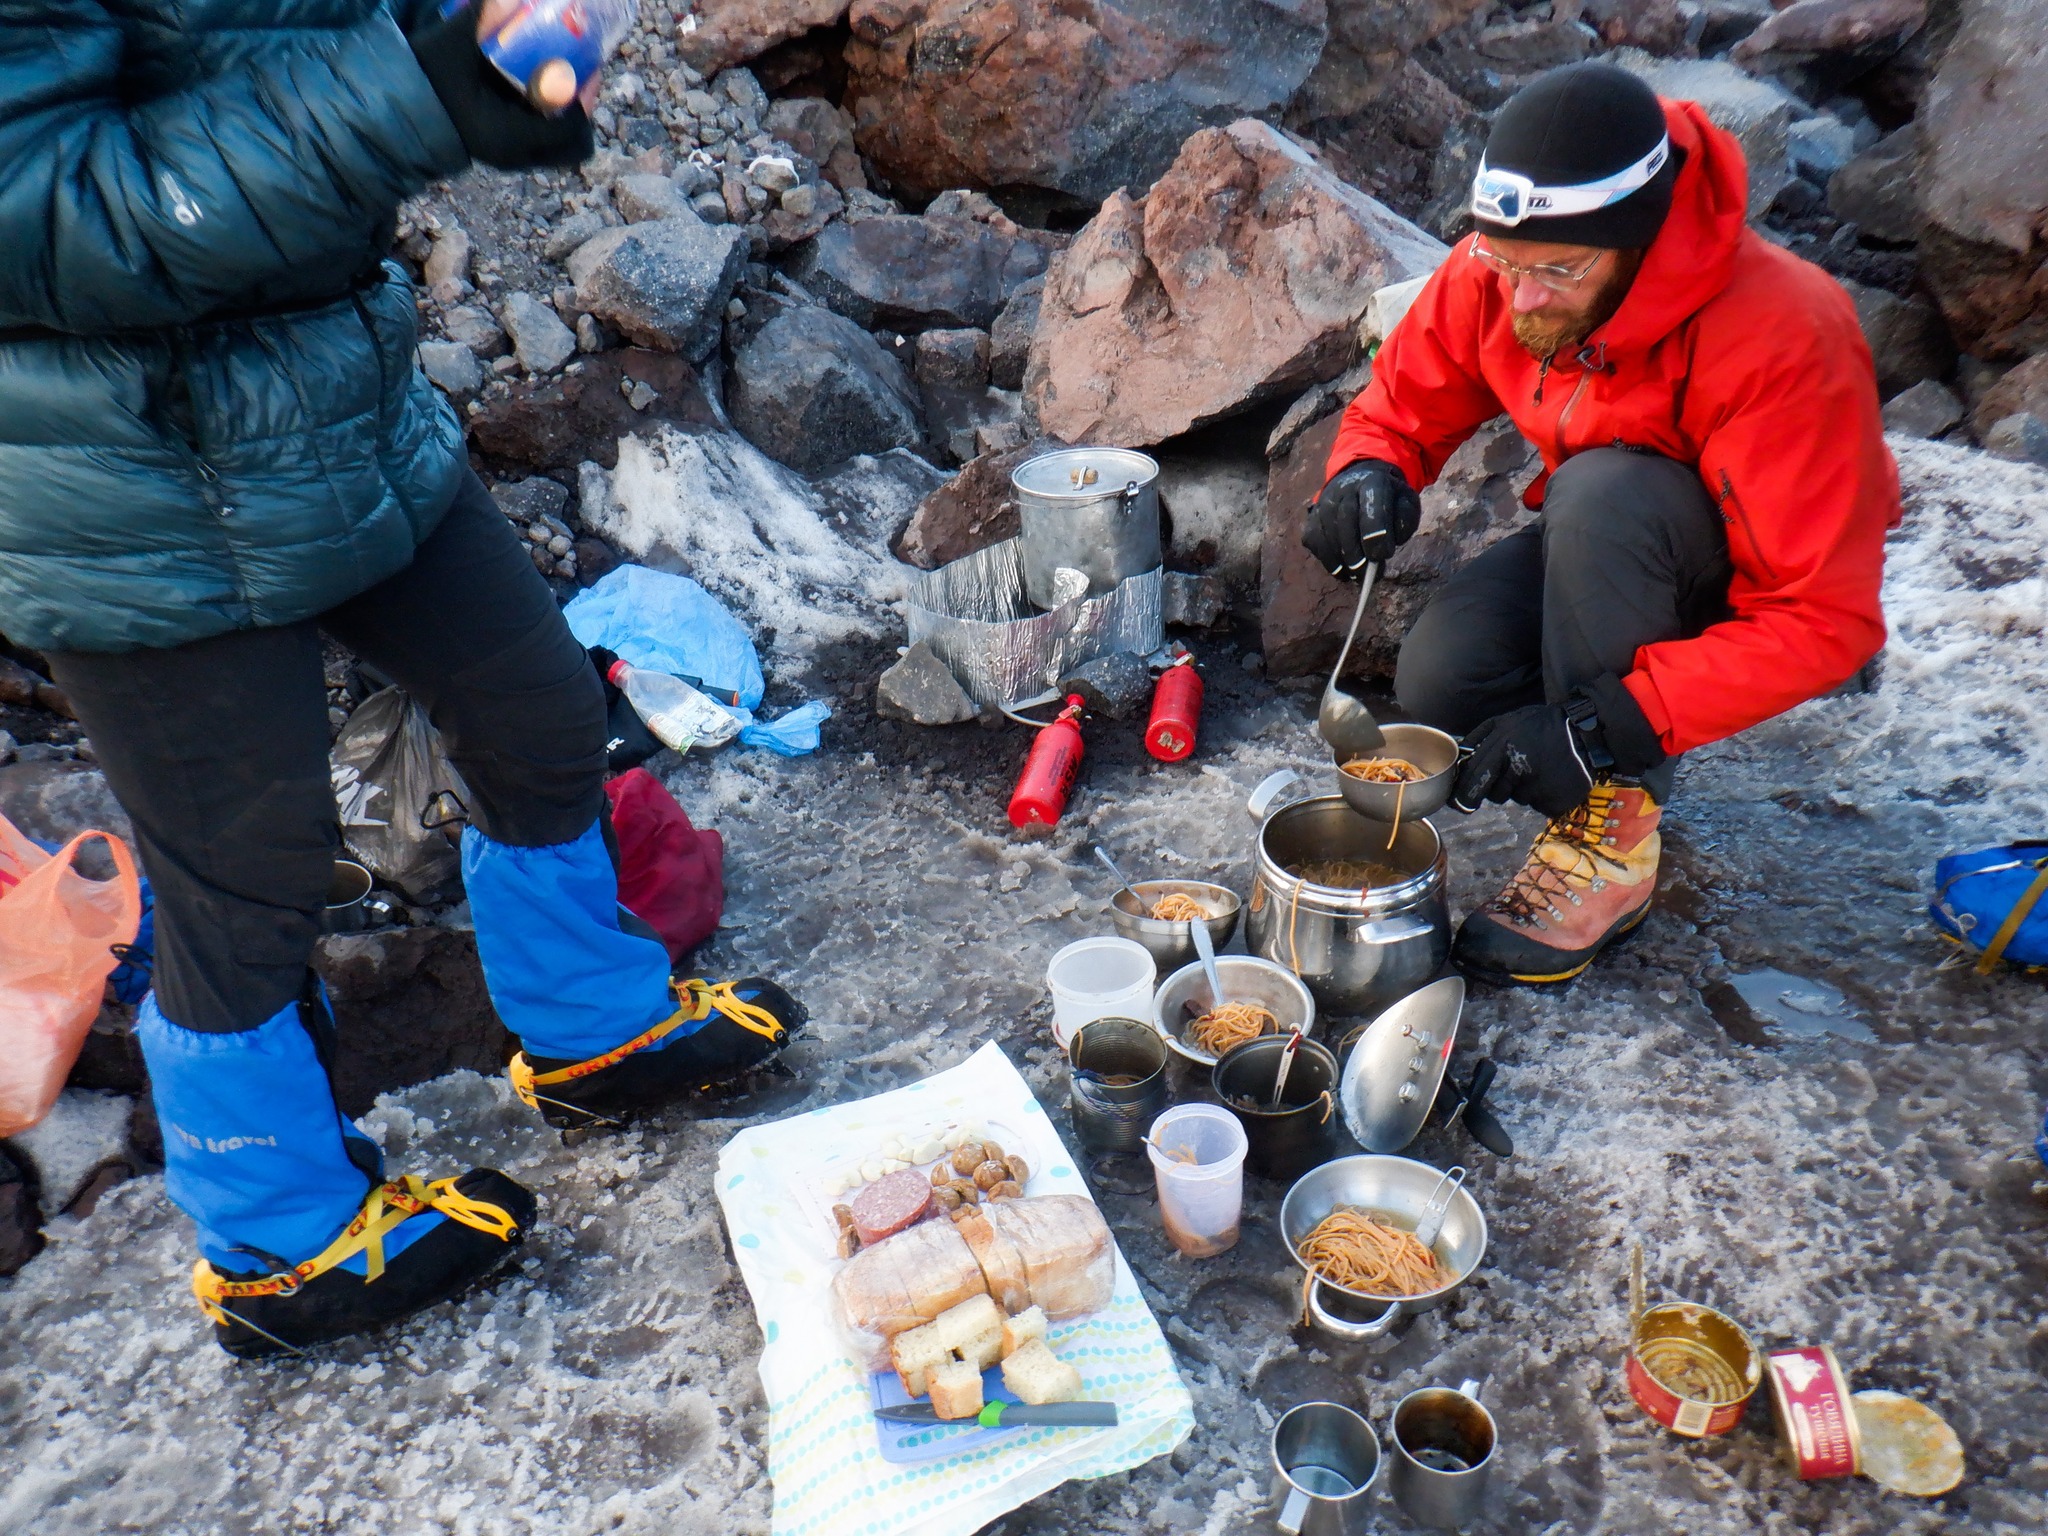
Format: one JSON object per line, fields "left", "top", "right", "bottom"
{"left": 1333, "top": 722, "right": 1462, "bottom": 822}
{"left": 1109, "top": 880, "right": 1242, "bottom": 970}
{"left": 1152, "top": 955, "right": 1316, "bottom": 1067}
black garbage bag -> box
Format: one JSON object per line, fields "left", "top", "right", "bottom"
{"left": 328, "top": 687, "right": 470, "bottom": 904}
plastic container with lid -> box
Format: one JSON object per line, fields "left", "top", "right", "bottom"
{"left": 1146, "top": 1102, "right": 1248, "bottom": 1257}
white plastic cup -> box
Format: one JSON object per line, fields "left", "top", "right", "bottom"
{"left": 1145, "top": 1102, "right": 1249, "bottom": 1257}
{"left": 1047, "top": 936, "right": 1156, "bottom": 1049}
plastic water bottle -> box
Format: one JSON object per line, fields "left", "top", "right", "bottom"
{"left": 607, "top": 659, "right": 740, "bottom": 754}
{"left": 466, "top": 0, "right": 639, "bottom": 108}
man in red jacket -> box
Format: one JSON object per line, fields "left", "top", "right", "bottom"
{"left": 1305, "top": 62, "right": 1896, "bottom": 985}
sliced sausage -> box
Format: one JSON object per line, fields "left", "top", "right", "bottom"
{"left": 849, "top": 1167, "right": 936, "bottom": 1245}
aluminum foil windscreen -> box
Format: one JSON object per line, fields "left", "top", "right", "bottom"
{"left": 905, "top": 539, "right": 1163, "bottom": 708}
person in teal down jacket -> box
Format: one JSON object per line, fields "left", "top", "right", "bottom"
{"left": 0, "top": 0, "right": 805, "bottom": 1357}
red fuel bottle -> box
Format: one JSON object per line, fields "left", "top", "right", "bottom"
{"left": 1008, "top": 694, "right": 1087, "bottom": 829}
{"left": 1145, "top": 651, "right": 1202, "bottom": 762}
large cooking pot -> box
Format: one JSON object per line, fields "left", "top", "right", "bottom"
{"left": 1281, "top": 1155, "right": 1488, "bottom": 1341}
{"left": 1012, "top": 447, "right": 1162, "bottom": 611}
{"left": 1245, "top": 796, "right": 1451, "bottom": 1017}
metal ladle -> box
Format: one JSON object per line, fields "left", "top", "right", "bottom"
{"left": 1316, "top": 562, "right": 1387, "bottom": 760}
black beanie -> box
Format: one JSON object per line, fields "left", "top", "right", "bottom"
{"left": 1472, "top": 62, "right": 1678, "bottom": 249}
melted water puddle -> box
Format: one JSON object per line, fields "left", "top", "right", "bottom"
{"left": 1719, "top": 968, "right": 1877, "bottom": 1043}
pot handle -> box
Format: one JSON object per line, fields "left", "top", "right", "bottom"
{"left": 1276, "top": 1484, "right": 1310, "bottom": 1535}
{"left": 1248, "top": 768, "right": 1307, "bottom": 820}
{"left": 1118, "top": 478, "right": 1142, "bottom": 515}
{"left": 1351, "top": 915, "right": 1436, "bottom": 946}
{"left": 1306, "top": 1277, "right": 1404, "bottom": 1340}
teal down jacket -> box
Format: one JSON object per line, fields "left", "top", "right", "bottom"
{"left": 0, "top": 0, "right": 472, "bottom": 654}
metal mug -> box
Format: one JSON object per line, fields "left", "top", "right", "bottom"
{"left": 1270, "top": 1401, "right": 1381, "bottom": 1536}
{"left": 1388, "top": 1378, "right": 1496, "bottom": 1529}
{"left": 1066, "top": 1017, "right": 1168, "bottom": 1155}
{"left": 322, "top": 859, "right": 375, "bottom": 934}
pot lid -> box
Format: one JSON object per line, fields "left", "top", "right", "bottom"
{"left": 1852, "top": 1390, "right": 1964, "bottom": 1496}
{"left": 1011, "top": 447, "right": 1159, "bottom": 498}
{"left": 1338, "top": 976, "right": 1464, "bottom": 1153}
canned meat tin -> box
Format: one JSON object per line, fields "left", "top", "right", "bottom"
{"left": 1626, "top": 1302, "right": 1763, "bottom": 1438}
{"left": 1767, "top": 1345, "right": 1861, "bottom": 1479}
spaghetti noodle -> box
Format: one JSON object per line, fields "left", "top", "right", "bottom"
{"left": 1148, "top": 893, "right": 1211, "bottom": 922}
{"left": 1298, "top": 1208, "right": 1446, "bottom": 1298}
{"left": 1338, "top": 756, "right": 1427, "bottom": 783}
{"left": 1187, "top": 1001, "right": 1278, "bottom": 1057}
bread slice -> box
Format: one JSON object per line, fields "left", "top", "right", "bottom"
{"left": 1000, "top": 1338, "right": 1083, "bottom": 1406}
{"left": 928, "top": 1358, "right": 985, "bottom": 1421}
{"left": 984, "top": 1195, "right": 1113, "bottom": 1319}
{"left": 957, "top": 1319, "right": 1004, "bottom": 1372}
{"left": 834, "top": 1217, "right": 989, "bottom": 1343}
{"left": 957, "top": 1208, "right": 1032, "bottom": 1314}
{"left": 1000, "top": 1304, "right": 1048, "bottom": 1359}
{"left": 889, "top": 1320, "right": 951, "bottom": 1399}
{"left": 929, "top": 1293, "right": 1003, "bottom": 1355}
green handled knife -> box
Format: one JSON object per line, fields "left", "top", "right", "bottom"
{"left": 875, "top": 1401, "right": 1120, "bottom": 1428}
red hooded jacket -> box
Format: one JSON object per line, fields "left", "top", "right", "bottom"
{"left": 1327, "top": 99, "right": 1898, "bottom": 757}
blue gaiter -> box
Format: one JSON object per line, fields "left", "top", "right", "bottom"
{"left": 461, "top": 821, "right": 678, "bottom": 1060}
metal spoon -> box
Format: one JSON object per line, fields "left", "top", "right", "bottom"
{"left": 1093, "top": 846, "right": 1145, "bottom": 910}
{"left": 1316, "top": 562, "right": 1387, "bottom": 759}
{"left": 1189, "top": 908, "right": 1225, "bottom": 1012}
{"left": 1268, "top": 1028, "right": 1302, "bottom": 1110}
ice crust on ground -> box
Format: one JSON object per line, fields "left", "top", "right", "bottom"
{"left": 2, "top": 439, "right": 2045, "bottom": 1535}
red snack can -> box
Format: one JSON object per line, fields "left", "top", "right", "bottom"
{"left": 1626, "top": 1302, "right": 1762, "bottom": 1438}
{"left": 1007, "top": 695, "right": 1087, "bottom": 829}
{"left": 1766, "top": 1345, "right": 1862, "bottom": 1479}
{"left": 1145, "top": 652, "right": 1202, "bottom": 762}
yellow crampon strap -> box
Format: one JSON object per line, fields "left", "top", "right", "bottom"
{"left": 1977, "top": 860, "right": 2048, "bottom": 975}
{"left": 190, "top": 1174, "right": 519, "bottom": 1325}
{"left": 506, "top": 978, "right": 783, "bottom": 1111}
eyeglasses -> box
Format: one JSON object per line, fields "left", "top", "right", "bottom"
{"left": 1469, "top": 239, "right": 1608, "bottom": 293}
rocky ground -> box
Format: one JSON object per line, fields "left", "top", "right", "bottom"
{"left": 3, "top": 0, "right": 2047, "bottom": 1530}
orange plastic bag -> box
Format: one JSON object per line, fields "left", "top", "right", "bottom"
{"left": 0, "top": 817, "right": 141, "bottom": 1136}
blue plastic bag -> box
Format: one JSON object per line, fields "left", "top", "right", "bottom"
{"left": 564, "top": 566, "right": 830, "bottom": 756}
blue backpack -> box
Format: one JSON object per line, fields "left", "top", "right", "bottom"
{"left": 1930, "top": 842, "right": 2048, "bottom": 974}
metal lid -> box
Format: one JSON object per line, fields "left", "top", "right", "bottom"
{"left": 1851, "top": 1390, "right": 1965, "bottom": 1496}
{"left": 1337, "top": 976, "right": 1464, "bottom": 1153}
{"left": 1011, "top": 447, "right": 1159, "bottom": 499}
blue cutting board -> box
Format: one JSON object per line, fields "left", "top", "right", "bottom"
{"left": 869, "top": 1367, "right": 1029, "bottom": 1463}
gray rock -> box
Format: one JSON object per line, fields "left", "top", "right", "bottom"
{"left": 779, "top": 183, "right": 820, "bottom": 219}
{"left": 789, "top": 215, "right": 1055, "bottom": 333}
{"left": 1055, "top": 651, "right": 1154, "bottom": 720}
{"left": 500, "top": 292, "right": 577, "bottom": 374}
{"left": 7, "top": 1089, "right": 133, "bottom": 1213}
{"left": 314, "top": 928, "right": 508, "bottom": 1117}
{"left": 0, "top": 1144, "right": 40, "bottom": 1277}
{"left": 1880, "top": 379, "right": 1965, "bottom": 439}
{"left": 567, "top": 215, "right": 750, "bottom": 359}
{"left": 813, "top": 447, "right": 951, "bottom": 555}
{"left": 750, "top": 155, "right": 800, "bottom": 193}
{"left": 613, "top": 172, "right": 693, "bottom": 223}
{"left": 1787, "top": 114, "right": 1857, "bottom": 185}
{"left": 761, "top": 179, "right": 843, "bottom": 252}
{"left": 441, "top": 304, "right": 507, "bottom": 358}
{"left": 692, "top": 191, "right": 731, "bottom": 224}
{"left": 1163, "top": 570, "right": 1228, "bottom": 629}
{"left": 542, "top": 208, "right": 608, "bottom": 262}
{"left": 1840, "top": 277, "right": 1957, "bottom": 398}
{"left": 988, "top": 276, "right": 1043, "bottom": 391}
{"left": 492, "top": 477, "right": 571, "bottom": 526}
{"left": 422, "top": 226, "right": 471, "bottom": 289}
{"left": 575, "top": 312, "right": 606, "bottom": 352}
{"left": 916, "top": 331, "right": 993, "bottom": 394}
{"left": 727, "top": 306, "right": 925, "bottom": 474}
{"left": 1608, "top": 49, "right": 1798, "bottom": 217}
{"left": 1827, "top": 123, "right": 1919, "bottom": 245}
{"left": 0, "top": 759, "right": 131, "bottom": 847}
{"left": 876, "top": 641, "right": 978, "bottom": 726}
{"left": 417, "top": 340, "right": 482, "bottom": 397}
{"left": 1983, "top": 411, "right": 2048, "bottom": 467}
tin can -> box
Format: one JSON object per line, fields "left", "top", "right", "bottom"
{"left": 1766, "top": 1345, "right": 1861, "bottom": 1479}
{"left": 1626, "top": 1302, "right": 1762, "bottom": 1438}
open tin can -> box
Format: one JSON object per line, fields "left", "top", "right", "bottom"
{"left": 1627, "top": 1302, "right": 1763, "bottom": 1437}
{"left": 1766, "top": 1345, "right": 1861, "bottom": 1479}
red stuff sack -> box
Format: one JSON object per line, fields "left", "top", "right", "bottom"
{"left": 603, "top": 768, "right": 724, "bottom": 961}
{"left": 0, "top": 818, "right": 141, "bottom": 1136}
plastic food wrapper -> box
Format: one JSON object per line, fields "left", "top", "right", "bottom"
{"left": 328, "top": 687, "right": 469, "bottom": 902}
{"left": 563, "top": 565, "right": 830, "bottom": 756}
{"left": 715, "top": 1042, "right": 1194, "bottom": 1536}
{"left": 905, "top": 539, "right": 1162, "bottom": 709}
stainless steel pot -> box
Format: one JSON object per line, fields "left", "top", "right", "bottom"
{"left": 1012, "top": 447, "right": 1162, "bottom": 610}
{"left": 1245, "top": 796, "right": 1451, "bottom": 1016}
{"left": 1280, "top": 1155, "right": 1488, "bottom": 1341}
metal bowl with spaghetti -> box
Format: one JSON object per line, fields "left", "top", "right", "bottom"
{"left": 1280, "top": 1155, "right": 1488, "bottom": 1340}
{"left": 1332, "top": 722, "right": 1461, "bottom": 826}
{"left": 1150, "top": 954, "right": 1316, "bottom": 1067}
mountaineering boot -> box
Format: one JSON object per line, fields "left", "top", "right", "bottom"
{"left": 194, "top": 1169, "right": 536, "bottom": 1359}
{"left": 1452, "top": 783, "right": 1662, "bottom": 985}
{"left": 137, "top": 993, "right": 537, "bottom": 1358}
{"left": 509, "top": 975, "right": 807, "bottom": 1130}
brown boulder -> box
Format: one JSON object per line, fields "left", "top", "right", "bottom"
{"left": 675, "top": 0, "right": 851, "bottom": 77}
{"left": 764, "top": 97, "right": 869, "bottom": 193}
{"left": 315, "top": 928, "right": 509, "bottom": 1119}
{"left": 465, "top": 350, "right": 719, "bottom": 473}
{"left": 1026, "top": 120, "right": 1447, "bottom": 449}
{"left": 1969, "top": 350, "right": 2048, "bottom": 438}
{"left": 1915, "top": 0, "right": 2048, "bottom": 358}
{"left": 1733, "top": 0, "right": 1926, "bottom": 72}
{"left": 842, "top": 0, "right": 1328, "bottom": 206}
{"left": 1261, "top": 397, "right": 1539, "bottom": 682}
{"left": 893, "top": 438, "right": 1058, "bottom": 568}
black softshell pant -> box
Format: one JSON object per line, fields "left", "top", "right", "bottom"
{"left": 49, "top": 472, "right": 608, "bottom": 1033}
{"left": 1393, "top": 449, "right": 1733, "bottom": 800}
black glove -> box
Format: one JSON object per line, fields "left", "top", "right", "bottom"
{"left": 1302, "top": 459, "right": 1422, "bottom": 580}
{"left": 409, "top": 2, "right": 594, "bottom": 172}
{"left": 1450, "top": 675, "right": 1666, "bottom": 819}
